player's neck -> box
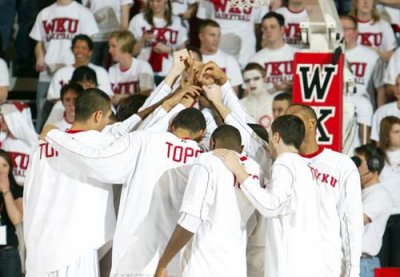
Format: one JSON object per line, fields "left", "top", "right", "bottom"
{"left": 70, "top": 121, "right": 93, "bottom": 132}
{"left": 299, "top": 136, "right": 319, "bottom": 156}
{"left": 74, "top": 59, "right": 89, "bottom": 68}
{"left": 276, "top": 144, "right": 298, "bottom": 156}
{"left": 57, "top": 0, "right": 73, "bottom": 6}
{"left": 362, "top": 176, "right": 379, "bottom": 189}
{"left": 173, "top": 128, "right": 195, "bottom": 141}
{"left": 119, "top": 56, "right": 132, "bottom": 71}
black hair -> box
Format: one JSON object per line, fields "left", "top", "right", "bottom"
{"left": 262, "top": 11, "right": 285, "bottom": 27}
{"left": 116, "top": 94, "right": 148, "bottom": 122}
{"left": 211, "top": 124, "right": 242, "bottom": 152}
{"left": 60, "top": 83, "right": 84, "bottom": 102}
{"left": 171, "top": 108, "right": 206, "bottom": 135}
{"left": 354, "top": 144, "right": 385, "bottom": 174}
{"left": 74, "top": 88, "right": 111, "bottom": 122}
{"left": 71, "top": 34, "right": 94, "bottom": 51}
{"left": 70, "top": 66, "right": 98, "bottom": 86}
{"left": 271, "top": 114, "right": 305, "bottom": 150}
{"left": 248, "top": 123, "right": 269, "bottom": 144}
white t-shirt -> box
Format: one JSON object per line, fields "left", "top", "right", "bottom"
{"left": 240, "top": 152, "right": 324, "bottom": 277}
{"left": 171, "top": 0, "right": 198, "bottom": 16}
{"left": 371, "top": 102, "right": 400, "bottom": 141}
{"left": 179, "top": 152, "right": 260, "bottom": 277}
{"left": 240, "top": 93, "right": 274, "bottom": 129}
{"left": 380, "top": 149, "right": 400, "bottom": 215}
{"left": 30, "top": 1, "right": 99, "bottom": 82}
{"left": 345, "top": 45, "right": 380, "bottom": 96}
{"left": 0, "top": 58, "right": 9, "bottom": 87}
{"left": 275, "top": 7, "right": 309, "bottom": 48}
{"left": 384, "top": 47, "right": 400, "bottom": 85}
{"left": 302, "top": 148, "right": 363, "bottom": 277}
{"left": 81, "top": 0, "right": 133, "bottom": 41}
{"left": 196, "top": 0, "right": 268, "bottom": 67}
{"left": 45, "top": 130, "right": 202, "bottom": 275}
{"left": 250, "top": 44, "right": 296, "bottom": 90}
{"left": 356, "top": 19, "right": 397, "bottom": 51}
{"left": 128, "top": 13, "right": 187, "bottom": 76}
{"left": 108, "top": 57, "right": 155, "bottom": 95}
{"left": 47, "top": 63, "right": 113, "bottom": 100}
{"left": 53, "top": 116, "right": 72, "bottom": 131}
{"left": 377, "top": 4, "right": 400, "bottom": 42}
{"left": 202, "top": 49, "right": 243, "bottom": 87}
{"left": 362, "top": 183, "right": 392, "bottom": 256}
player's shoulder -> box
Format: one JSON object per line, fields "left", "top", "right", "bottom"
{"left": 274, "top": 152, "right": 303, "bottom": 169}
{"left": 321, "top": 148, "right": 357, "bottom": 168}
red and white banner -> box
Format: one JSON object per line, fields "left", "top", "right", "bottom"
{"left": 292, "top": 52, "right": 344, "bottom": 152}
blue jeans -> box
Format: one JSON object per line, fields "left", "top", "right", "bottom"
{"left": 0, "top": 0, "right": 37, "bottom": 62}
{"left": 360, "top": 256, "right": 380, "bottom": 277}
{"left": 0, "top": 247, "right": 21, "bottom": 277}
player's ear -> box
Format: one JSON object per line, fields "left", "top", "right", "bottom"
{"left": 93, "top": 110, "right": 102, "bottom": 122}
{"left": 209, "top": 137, "right": 215, "bottom": 150}
{"left": 240, "top": 145, "right": 244, "bottom": 153}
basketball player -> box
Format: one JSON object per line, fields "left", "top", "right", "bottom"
{"left": 155, "top": 125, "right": 260, "bottom": 277}
{"left": 286, "top": 104, "right": 363, "bottom": 277}
{"left": 214, "top": 114, "right": 324, "bottom": 277}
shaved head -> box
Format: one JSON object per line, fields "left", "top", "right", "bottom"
{"left": 286, "top": 104, "right": 317, "bottom": 121}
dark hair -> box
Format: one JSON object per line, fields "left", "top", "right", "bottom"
{"left": 144, "top": 0, "right": 173, "bottom": 26}
{"left": 74, "top": 88, "right": 111, "bottom": 122}
{"left": 116, "top": 94, "right": 148, "bottom": 122}
{"left": 186, "top": 46, "right": 203, "bottom": 61}
{"left": 171, "top": 108, "right": 206, "bottom": 134}
{"left": 271, "top": 114, "right": 305, "bottom": 150}
{"left": 70, "top": 66, "right": 98, "bottom": 86}
{"left": 60, "top": 83, "right": 84, "bottom": 102}
{"left": 199, "top": 19, "right": 220, "bottom": 33}
{"left": 0, "top": 150, "right": 19, "bottom": 188}
{"left": 273, "top": 92, "right": 292, "bottom": 103}
{"left": 71, "top": 34, "right": 94, "bottom": 51}
{"left": 287, "top": 104, "right": 318, "bottom": 121}
{"left": 243, "top": 63, "right": 266, "bottom": 77}
{"left": 339, "top": 15, "right": 358, "bottom": 29}
{"left": 248, "top": 123, "right": 269, "bottom": 144}
{"left": 262, "top": 11, "right": 285, "bottom": 27}
{"left": 211, "top": 124, "right": 242, "bottom": 152}
{"left": 354, "top": 144, "right": 385, "bottom": 174}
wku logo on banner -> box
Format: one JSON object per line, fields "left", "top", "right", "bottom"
{"left": 297, "top": 64, "right": 338, "bottom": 145}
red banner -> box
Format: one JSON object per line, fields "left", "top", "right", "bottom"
{"left": 292, "top": 52, "right": 344, "bottom": 152}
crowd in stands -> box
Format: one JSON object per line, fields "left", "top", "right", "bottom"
{"left": 0, "top": 0, "right": 400, "bottom": 276}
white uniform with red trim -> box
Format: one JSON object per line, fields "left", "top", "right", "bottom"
{"left": 45, "top": 129, "right": 202, "bottom": 275}
{"left": 178, "top": 152, "right": 260, "bottom": 277}
{"left": 29, "top": 1, "right": 99, "bottom": 82}
{"left": 250, "top": 44, "right": 296, "bottom": 90}
{"left": 197, "top": 0, "right": 268, "bottom": 67}
{"left": 202, "top": 49, "right": 243, "bottom": 87}
{"left": 47, "top": 63, "right": 113, "bottom": 100}
{"left": 239, "top": 152, "right": 324, "bottom": 277}
{"left": 128, "top": 13, "right": 187, "bottom": 76}
{"left": 275, "top": 7, "right": 309, "bottom": 49}
{"left": 0, "top": 58, "right": 9, "bottom": 87}
{"left": 371, "top": 102, "right": 400, "bottom": 141}
{"left": 302, "top": 147, "right": 363, "bottom": 277}
{"left": 356, "top": 18, "right": 396, "bottom": 52}
{"left": 81, "top": 0, "right": 133, "bottom": 42}
{"left": 108, "top": 57, "right": 155, "bottom": 95}
{"left": 0, "top": 103, "right": 37, "bottom": 186}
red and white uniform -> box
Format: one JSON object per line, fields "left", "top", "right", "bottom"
{"left": 128, "top": 13, "right": 187, "bottom": 76}
{"left": 345, "top": 45, "right": 380, "bottom": 97}
{"left": 197, "top": 0, "right": 268, "bottom": 67}
{"left": 371, "top": 102, "right": 400, "bottom": 141}
{"left": 47, "top": 63, "right": 113, "bottom": 100}
{"left": 302, "top": 147, "right": 363, "bottom": 277}
{"left": 380, "top": 150, "right": 400, "bottom": 215}
{"left": 384, "top": 47, "right": 400, "bottom": 85}
{"left": 0, "top": 103, "right": 37, "bottom": 186}
{"left": 240, "top": 93, "right": 274, "bottom": 129}
{"left": 178, "top": 152, "right": 260, "bottom": 277}
{"left": 356, "top": 18, "right": 396, "bottom": 51}
{"left": 250, "top": 44, "right": 296, "bottom": 90}
{"left": 202, "top": 49, "right": 243, "bottom": 87}
{"left": 81, "top": 0, "right": 133, "bottom": 42}
{"left": 30, "top": 1, "right": 99, "bottom": 82}
{"left": 362, "top": 183, "right": 392, "bottom": 257}
{"left": 108, "top": 57, "right": 155, "bottom": 95}
{"left": 239, "top": 152, "right": 324, "bottom": 277}
{"left": 275, "top": 7, "right": 309, "bottom": 49}
{"left": 0, "top": 58, "right": 9, "bottom": 87}
{"left": 45, "top": 129, "right": 202, "bottom": 275}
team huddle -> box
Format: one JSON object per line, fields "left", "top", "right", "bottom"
{"left": 19, "top": 51, "right": 364, "bottom": 277}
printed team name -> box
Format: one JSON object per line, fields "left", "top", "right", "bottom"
{"left": 8, "top": 152, "right": 29, "bottom": 177}
{"left": 42, "top": 18, "right": 79, "bottom": 41}
{"left": 264, "top": 61, "right": 293, "bottom": 83}
{"left": 358, "top": 32, "right": 382, "bottom": 47}
{"left": 308, "top": 165, "right": 338, "bottom": 187}
{"left": 349, "top": 62, "right": 367, "bottom": 85}
{"left": 39, "top": 142, "right": 59, "bottom": 159}
{"left": 284, "top": 23, "right": 302, "bottom": 45}
{"left": 213, "top": 0, "right": 252, "bottom": 21}
{"left": 112, "top": 81, "right": 140, "bottom": 95}
{"left": 141, "top": 27, "right": 179, "bottom": 46}
{"left": 166, "top": 141, "right": 200, "bottom": 163}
